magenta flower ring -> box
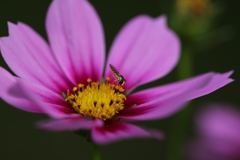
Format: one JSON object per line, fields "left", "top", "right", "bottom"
{"left": 0, "top": 0, "right": 233, "bottom": 144}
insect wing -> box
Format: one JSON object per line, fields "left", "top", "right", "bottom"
{"left": 109, "top": 64, "right": 121, "bottom": 76}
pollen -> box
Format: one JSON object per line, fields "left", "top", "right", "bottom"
{"left": 65, "top": 78, "right": 126, "bottom": 120}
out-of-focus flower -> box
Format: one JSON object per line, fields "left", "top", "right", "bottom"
{"left": 188, "top": 104, "right": 240, "bottom": 160}
{"left": 172, "top": 0, "right": 215, "bottom": 38}
{"left": 0, "top": 0, "right": 233, "bottom": 144}
{"left": 169, "top": 0, "right": 233, "bottom": 53}
{"left": 176, "top": 0, "right": 210, "bottom": 18}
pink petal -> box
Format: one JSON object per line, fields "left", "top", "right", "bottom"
{"left": 124, "top": 71, "right": 234, "bottom": 109}
{"left": 37, "top": 115, "right": 94, "bottom": 131}
{"left": 105, "top": 15, "right": 180, "bottom": 90}
{"left": 0, "top": 67, "right": 42, "bottom": 113}
{"left": 46, "top": 0, "right": 105, "bottom": 84}
{"left": 9, "top": 80, "right": 73, "bottom": 119}
{"left": 120, "top": 71, "right": 233, "bottom": 121}
{"left": 0, "top": 22, "right": 71, "bottom": 93}
{"left": 119, "top": 90, "right": 188, "bottom": 121}
{"left": 91, "top": 119, "right": 163, "bottom": 145}
{"left": 8, "top": 76, "right": 72, "bottom": 111}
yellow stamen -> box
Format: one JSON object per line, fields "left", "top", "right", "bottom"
{"left": 65, "top": 77, "right": 126, "bottom": 120}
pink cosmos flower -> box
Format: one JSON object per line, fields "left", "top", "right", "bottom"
{"left": 188, "top": 104, "right": 240, "bottom": 160}
{"left": 0, "top": 0, "right": 233, "bottom": 144}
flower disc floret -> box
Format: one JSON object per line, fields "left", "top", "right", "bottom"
{"left": 66, "top": 78, "right": 126, "bottom": 120}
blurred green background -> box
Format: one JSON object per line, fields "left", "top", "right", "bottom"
{"left": 0, "top": 0, "right": 239, "bottom": 160}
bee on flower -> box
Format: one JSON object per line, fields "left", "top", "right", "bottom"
{"left": 109, "top": 64, "right": 126, "bottom": 86}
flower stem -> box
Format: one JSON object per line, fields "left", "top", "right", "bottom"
{"left": 176, "top": 46, "right": 193, "bottom": 80}
{"left": 93, "top": 144, "right": 101, "bottom": 160}
{"left": 166, "top": 46, "right": 193, "bottom": 160}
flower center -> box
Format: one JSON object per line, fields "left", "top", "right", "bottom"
{"left": 65, "top": 78, "right": 126, "bottom": 120}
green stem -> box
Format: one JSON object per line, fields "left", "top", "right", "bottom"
{"left": 166, "top": 46, "right": 193, "bottom": 160}
{"left": 93, "top": 144, "right": 101, "bottom": 160}
{"left": 177, "top": 47, "right": 193, "bottom": 80}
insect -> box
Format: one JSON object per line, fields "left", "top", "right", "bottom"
{"left": 109, "top": 64, "right": 126, "bottom": 86}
